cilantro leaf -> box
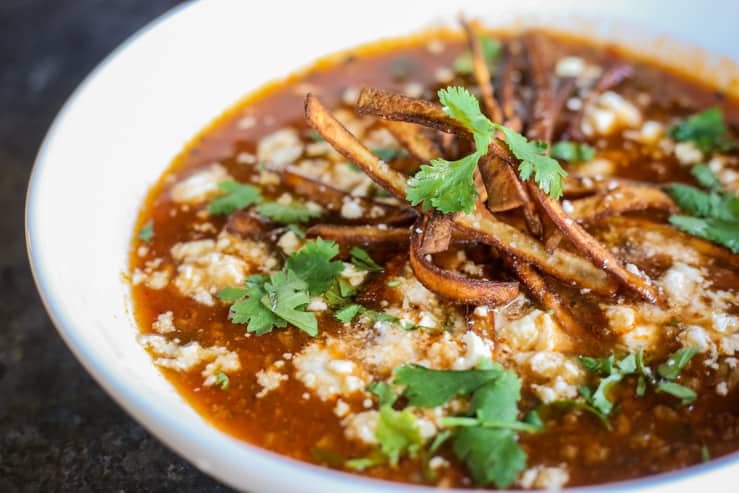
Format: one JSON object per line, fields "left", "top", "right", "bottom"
{"left": 230, "top": 284, "right": 286, "bottom": 335}
{"left": 208, "top": 181, "right": 262, "bottom": 215}
{"left": 138, "top": 221, "right": 154, "bottom": 241}
{"left": 668, "top": 108, "right": 736, "bottom": 153}
{"left": 350, "top": 247, "right": 383, "bottom": 272}
{"left": 496, "top": 126, "right": 567, "bottom": 199}
{"left": 287, "top": 224, "right": 306, "bottom": 238}
{"left": 550, "top": 141, "right": 596, "bottom": 163}
{"left": 691, "top": 164, "right": 721, "bottom": 189}
{"left": 578, "top": 353, "right": 638, "bottom": 416}
{"left": 216, "top": 286, "right": 251, "bottom": 303}
{"left": 669, "top": 216, "right": 739, "bottom": 253}
{"left": 214, "top": 372, "right": 230, "bottom": 390}
{"left": 407, "top": 154, "right": 480, "bottom": 213}
{"left": 257, "top": 201, "right": 321, "bottom": 224}
{"left": 372, "top": 147, "right": 405, "bottom": 162}
{"left": 324, "top": 279, "right": 357, "bottom": 308}
{"left": 262, "top": 270, "right": 317, "bottom": 336}
{"left": 656, "top": 381, "right": 697, "bottom": 405}
{"left": 468, "top": 371, "right": 521, "bottom": 423}
{"left": 452, "top": 427, "right": 526, "bottom": 489}
{"left": 577, "top": 355, "right": 614, "bottom": 376}
{"left": 376, "top": 406, "right": 422, "bottom": 466}
{"left": 335, "top": 304, "right": 361, "bottom": 323}
{"left": 367, "top": 381, "right": 397, "bottom": 407}
{"left": 286, "top": 238, "right": 344, "bottom": 295}
{"left": 393, "top": 363, "right": 503, "bottom": 408}
{"left": 657, "top": 347, "right": 699, "bottom": 380}
{"left": 439, "top": 86, "right": 495, "bottom": 137}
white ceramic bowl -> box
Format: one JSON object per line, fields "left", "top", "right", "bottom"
{"left": 26, "top": 1, "right": 739, "bottom": 491}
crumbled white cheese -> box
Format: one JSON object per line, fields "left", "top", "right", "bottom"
{"left": 582, "top": 91, "right": 642, "bottom": 136}
{"left": 293, "top": 343, "right": 368, "bottom": 400}
{"left": 138, "top": 335, "right": 240, "bottom": 386}
{"left": 334, "top": 399, "right": 350, "bottom": 417}
{"left": 277, "top": 230, "right": 302, "bottom": 255}
{"left": 307, "top": 298, "right": 328, "bottom": 312}
{"left": 170, "top": 163, "right": 232, "bottom": 204}
{"left": 257, "top": 128, "right": 304, "bottom": 167}
{"left": 660, "top": 262, "right": 705, "bottom": 307}
{"left": 519, "top": 464, "right": 570, "bottom": 490}
{"left": 152, "top": 311, "right": 176, "bottom": 334}
{"left": 496, "top": 309, "right": 572, "bottom": 352}
{"left": 343, "top": 410, "right": 379, "bottom": 445}
{"left": 256, "top": 367, "right": 288, "bottom": 398}
{"left": 340, "top": 197, "right": 364, "bottom": 219}
{"left": 340, "top": 262, "right": 368, "bottom": 287}
{"left": 674, "top": 141, "right": 703, "bottom": 165}
{"left": 452, "top": 331, "right": 493, "bottom": 370}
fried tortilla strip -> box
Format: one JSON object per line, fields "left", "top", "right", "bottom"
{"left": 306, "top": 93, "right": 616, "bottom": 295}
{"left": 357, "top": 88, "right": 468, "bottom": 136}
{"left": 420, "top": 213, "right": 453, "bottom": 254}
{"left": 461, "top": 17, "right": 502, "bottom": 122}
{"left": 501, "top": 252, "right": 588, "bottom": 344}
{"left": 478, "top": 152, "right": 525, "bottom": 212}
{"left": 306, "top": 93, "right": 409, "bottom": 199}
{"left": 281, "top": 168, "right": 416, "bottom": 225}
{"left": 411, "top": 216, "right": 519, "bottom": 305}
{"left": 527, "top": 185, "right": 660, "bottom": 302}
{"left": 454, "top": 204, "right": 617, "bottom": 295}
{"left": 225, "top": 210, "right": 271, "bottom": 239}
{"left": 383, "top": 120, "right": 440, "bottom": 163}
{"left": 569, "top": 186, "right": 677, "bottom": 225}
{"left": 306, "top": 224, "right": 410, "bottom": 246}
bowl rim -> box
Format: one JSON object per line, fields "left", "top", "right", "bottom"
{"left": 24, "top": 1, "right": 739, "bottom": 492}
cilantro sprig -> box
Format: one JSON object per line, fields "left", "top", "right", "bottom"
{"left": 217, "top": 238, "right": 345, "bottom": 336}
{"left": 550, "top": 140, "right": 596, "bottom": 163}
{"left": 666, "top": 164, "right": 739, "bottom": 252}
{"left": 577, "top": 347, "right": 699, "bottom": 417}
{"left": 668, "top": 108, "right": 737, "bottom": 153}
{"left": 406, "top": 87, "right": 567, "bottom": 213}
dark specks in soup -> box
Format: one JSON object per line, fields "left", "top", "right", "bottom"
{"left": 130, "top": 23, "right": 739, "bottom": 490}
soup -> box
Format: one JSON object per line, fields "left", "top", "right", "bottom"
{"left": 129, "top": 21, "right": 738, "bottom": 490}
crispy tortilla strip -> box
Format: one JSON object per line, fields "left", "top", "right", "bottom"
{"left": 305, "top": 93, "right": 409, "bottom": 200}
{"left": 502, "top": 252, "right": 586, "bottom": 347}
{"left": 420, "top": 213, "right": 453, "bottom": 254}
{"left": 357, "top": 88, "right": 468, "bottom": 136}
{"left": 383, "top": 120, "right": 440, "bottom": 163}
{"left": 525, "top": 32, "right": 555, "bottom": 141}
{"left": 478, "top": 152, "right": 525, "bottom": 212}
{"left": 569, "top": 186, "right": 677, "bottom": 225}
{"left": 527, "top": 185, "right": 660, "bottom": 302}
{"left": 306, "top": 224, "right": 410, "bottom": 246}
{"left": 281, "top": 168, "right": 416, "bottom": 225}
{"left": 225, "top": 210, "right": 271, "bottom": 239}
{"left": 453, "top": 203, "right": 617, "bottom": 295}
{"left": 461, "top": 17, "right": 502, "bottom": 122}
{"left": 411, "top": 216, "right": 519, "bottom": 305}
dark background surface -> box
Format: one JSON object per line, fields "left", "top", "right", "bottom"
{"left": 0, "top": 1, "right": 233, "bottom": 491}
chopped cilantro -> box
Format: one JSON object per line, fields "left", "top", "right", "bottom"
{"left": 393, "top": 362, "right": 503, "bottom": 407}
{"left": 377, "top": 406, "right": 423, "bottom": 467}
{"left": 367, "top": 381, "right": 397, "bottom": 407}
{"left": 453, "top": 36, "right": 501, "bottom": 74}
{"left": 656, "top": 381, "right": 697, "bottom": 405}
{"left": 386, "top": 279, "right": 401, "bottom": 287}
{"left": 310, "top": 447, "right": 344, "bottom": 467}
{"left": 657, "top": 347, "right": 699, "bottom": 380}
{"left": 285, "top": 238, "right": 344, "bottom": 295}
{"left": 701, "top": 445, "right": 711, "bottom": 463}
{"left": 668, "top": 108, "right": 736, "bottom": 153}
{"left": 138, "top": 220, "right": 154, "bottom": 242}
{"left": 214, "top": 372, "right": 230, "bottom": 390}
{"left": 550, "top": 141, "right": 596, "bottom": 163}
{"left": 263, "top": 270, "right": 317, "bottom": 336}
{"left": 407, "top": 87, "right": 567, "bottom": 213}
{"left": 216, "top": 286, "right": 251, "bottom": 303}
{"left": 345, "top": 455, "right": 384, "bottom": 471}
{"left": 208, "top": 181, "right": 262, "bottom": 215}
{"left": 543, "top": 400, "right": 611, "bottom": 430}
{"left": 578, "top": 353, "right": 639, "bottom": 416}
{"left": 350, "top": 247, "right": 383, "bottom": 272}
{"left": 257, "top": 201, "right": 321, "bottom": 224}
{"left": 666, "top": 168, "right": 739, "bottom": 252}
{"left": 372, "top": 147, "right": 406, "bottom": 162}
{"left": 691, "top": 163, "right": 721, "bottom": 189}
{"left": 361, "top": 309, "right": 400, "bottom": 325}
{"left": 335, "top": 303, "right": 361, "bottom": 323}
{"left": 497, "top": 126, "right": 567, "bottom": 199}
{"left": 324, "top": 279, "right": 357, "bottom": 308}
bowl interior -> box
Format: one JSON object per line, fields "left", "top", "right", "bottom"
{"left": 26, "top": 1, "right": 739, "bottom": 492}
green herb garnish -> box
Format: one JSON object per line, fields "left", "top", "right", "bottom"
{"left": 257, "top": 201, "right": 321, "bottom": 224}
{"left": 138, "top": 220, "right": 154, "bottom": 242}
{"left": 453, "top": 36, "right": 501, "bottom": 74}
{"left": 208, "top": 180, "right": 262, "bottom": 215}
{"left": 668, "top": 108, "right": 737, "bottom": 153}
{"left": 550, "top": 141, "right": 596, "bottom": 163}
